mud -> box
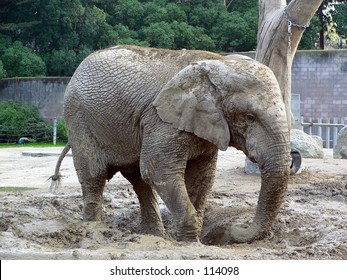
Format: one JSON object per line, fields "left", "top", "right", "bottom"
{"left": 0, "top": 147, "right": 346, "bottom": 259}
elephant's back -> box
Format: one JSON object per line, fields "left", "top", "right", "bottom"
{"left": 63, "top": 45, "right": 226, "bottom": 165}
{"left": 63, "top": 46, "right": 183, "bottom": 158}
{"left": 66, "top": 46, "right": 177, "bottom": 117}
{"left": 66, "top": 45, "right": 225, "bottom": 106}
{"left": 63, "top": 45, "right": 227, "bottom": 141}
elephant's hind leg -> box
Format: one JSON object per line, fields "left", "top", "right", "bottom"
{"left": 71, "top": 146, "right": 107, "bottom": 221}
{"left": 121, "top": 169, "right": 165, "bottom": 237}
{"left": 81, "top": 175, "right": 106, "bottom": 221}
{"left": 67, "top": 112, "right": 109, "bottom": 221}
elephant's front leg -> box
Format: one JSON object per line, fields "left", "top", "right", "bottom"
{"left": 153, "top": 175, "right": 200, "bottom": 242}
{"left": 185, "top": 149, "right": 218, "bottom": 224}
{"left": 140, "top": 145, "right": 200, "bottom": 241}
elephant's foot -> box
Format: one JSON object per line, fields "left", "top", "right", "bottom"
{"left": 203, "top": 223, "right": 267, "bottom": 245}
{"left": 141, "top": 224, "right": 167, "bottom": 238}
{"left": 176, "top": 228, "right": 200, "bottom": 242}
{"left": 175, "top": 214, "right": 201, "bottom": 242}
{"left": 83, "top": 202, "right": 103, "bottom": 221}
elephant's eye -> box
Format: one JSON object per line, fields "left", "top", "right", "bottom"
{"left": 246, "top": 113, "right": 256, "bottom": 123}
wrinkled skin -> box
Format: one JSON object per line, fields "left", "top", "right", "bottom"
{"left": 58, "top": 45, "right": 291, "bottom": 244}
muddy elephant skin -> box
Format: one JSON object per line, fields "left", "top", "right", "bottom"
{"left": 52, "top": 45, "right": 290, "bottom": 244}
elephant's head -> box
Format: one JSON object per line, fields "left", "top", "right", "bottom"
{"left": 153, "top": 56, "right": 291, "bottom": 244}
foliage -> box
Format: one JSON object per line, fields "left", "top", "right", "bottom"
{"left": 299, "top": 16, "right": 321, "bottom": 49}
{"left": 0, "top": 59, "right": 6, "bottom": 79}
{"left": 335, "top": 3, "right": 347, "bottom": 37}
{"left": 0, "top": 0, "right": 260, "bottom": 76}
{"left": 44, "top": 48, "right": 87, "bottom": 77}
{"left": 315, "top": 0, "right": 347, "bottom": 49}
{"left": 0, "top": 39, "right": 46, "bottom": 77}
{"left": 56, "top": 118, "right": 68, "bottom": 143}
{"left": 1, "top": 0, "right": 343, "bottom": 76}
{"left": 0, "top": 100, "right": 52, "bottom": 143}
{"left": 0, "top": 35, "right": 10, "bottom": 78}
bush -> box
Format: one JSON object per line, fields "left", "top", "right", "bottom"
{"left": 0, "top": 100, "right": 52, "bottom": 143}
{"left": 0, "top": 60, "right": 6, "bottom": 79}
{"left": 56, "top": 118, "right": 68, "bottom": 143}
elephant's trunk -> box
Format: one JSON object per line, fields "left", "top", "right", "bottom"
{"left": 229, "top": 138, "right": 291, "bottom": 243}
{"left": 208, "top": 133, "right": 291, "bottom": 245}
{"left": 252, "top": 144, "right": 290, "bottom": 238}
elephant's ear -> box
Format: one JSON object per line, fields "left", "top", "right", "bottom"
{"left": 153, "top": 61, "right": 230, "bottom": 151}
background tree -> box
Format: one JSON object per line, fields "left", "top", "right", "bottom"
{"left": 0, "top": 38, "right": 46, "bottom": 77}
{"left": 298, "top": 16, "right": 321, "bottom": 49}
{"left": 256, "top": 0, "right": 324, "bottom": 127}
{"left": 335, "top": 2, "right": 347, "bottom": 37}
{"left": 1, "top": 0, "right": 344, "bottom": 78}
{"left": 331, "top": 1, "right": 347, "bottom": 48}
{"left": 0, "top": 0, "right": 260, "bottom": 76}
{"left": 0, "top": 60, "right": 6, "bottom": 79}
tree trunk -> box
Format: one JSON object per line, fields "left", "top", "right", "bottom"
{"left": 256, "top": 0, "right": 323, "bottom": 127}
{"left": 318, "top": 3, "right": 326, "bottom": 50}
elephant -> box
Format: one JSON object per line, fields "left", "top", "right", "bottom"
{"left": 50, "top": 45, "right": 292, "bottom": 244}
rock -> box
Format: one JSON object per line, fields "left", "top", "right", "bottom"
{"left": 244, "top": 158, "right": 260, "bottom": 175}
{"left": 332, "top": 195, "right": 346, "bottom": 204}
{"left": 290, "top": 129, "right": 324, "bottom": 158}
{"left": 334, "top": 125, "right": 347, "bottom": 159}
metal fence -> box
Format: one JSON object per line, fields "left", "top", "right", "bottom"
{"left": 0, "top": 125, "right": 52, "bottom": 144}
{"left": 301, "top": 117, "right": 346, "bottom": 148}
{"left": 0, "top": 118, "right": 65, "bottom": 144}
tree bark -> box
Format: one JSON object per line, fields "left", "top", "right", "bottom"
{"left": 256, "top": 0, "right": 323, "bottom": 127}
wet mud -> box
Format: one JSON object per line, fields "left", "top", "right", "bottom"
{"left": 0, "top": 148, "right": 346, "bottom": 259}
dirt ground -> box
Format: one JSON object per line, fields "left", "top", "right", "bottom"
{"left": 0, "top": 146, "right": 346, "bottom": 260}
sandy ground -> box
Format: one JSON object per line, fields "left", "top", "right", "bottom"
{"left": 0, "top": 146, "right": 346, "bottom": 260}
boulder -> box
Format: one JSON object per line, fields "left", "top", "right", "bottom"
{"left": 244, "top": 158, "right": 260, "bottom": 175}
{"left": 334, "top": 125, "right": 347, "bottom": 159}
{"left": 290, "top": 129, "right": 324, "bottom": 158}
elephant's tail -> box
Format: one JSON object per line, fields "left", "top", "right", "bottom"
{"left": 48, "top": 143, "right": 71, "bottom": 193}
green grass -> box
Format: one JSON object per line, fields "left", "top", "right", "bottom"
{"left": 0, "top": 187, "right": 38, "bottom": 192}
{"left": 0, "top": 142, "right": 67, "bottom": 148}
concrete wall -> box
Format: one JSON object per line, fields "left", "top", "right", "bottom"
{"left": 292, "top": 50, "right": 347, "bottom": 123}
{"left": 0, "top": 50, "right": 346, "bottom": 123}
{"left": 0, "top": 77, "right": 70, "bottom": 122}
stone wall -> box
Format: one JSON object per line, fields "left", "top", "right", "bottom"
{"left": 241, "top": 50, "right": 347, "bottom": 123}
{"left": 0, "top": 77, "right": 70, "bottom": 122}
{"left": 292, "top": 50, "right": 347, "bottom": 123}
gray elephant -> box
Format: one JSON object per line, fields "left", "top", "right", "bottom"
{"left": 51, "top": 45, "right": 291, "bottom": 244}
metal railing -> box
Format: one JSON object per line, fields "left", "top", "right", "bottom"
{"left": 301, "top": 117, "right": 345, "bottom": 148}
